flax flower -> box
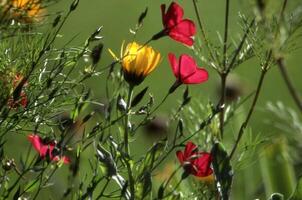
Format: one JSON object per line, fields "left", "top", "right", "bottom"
{"left": 28, "top": 134, "right": 70, "bottom": 164}
{"left": 109, "top": 42, "right": 161, "bottom": 86}
{"left": 176, "top": 141, "right": 213, "bottom": 177}
{"left": 161, "top": 2, "right": 196, "bottom": 46}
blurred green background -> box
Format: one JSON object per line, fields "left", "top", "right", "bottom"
{"left": 28, "top": 0, "right": 302, "bottom": 199}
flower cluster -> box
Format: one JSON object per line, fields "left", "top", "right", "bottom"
{"left": 109, "top": 1, "right": 212, "bottom": 177}
{"left": 111, "top": 1, "right": 208, "bottom": 89}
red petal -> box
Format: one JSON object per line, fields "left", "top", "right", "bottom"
{"left": 168, "top": 32, "right": 194, "bottom": 46}
{"left": 28, "top": 134, "right": 48, "bottom": 157}
{"left": 52, "top": 156, "right": 71, "bottom": 164}
{"left": 168, "top": 19, "right": 196, "bottom": 46}
{"left": 160, "top": 4, "right": 166, "bottom": 26}
{"left": 176, "top": 151, "right": 184, "bottom": 164}
{"left": 193, "top": 153, "right": 213, "bottom": 177}
{"left": 184, "top": 141, "right": 198, "bottom": 159}
{"left": 61, "top": 156, "right": 71, "bottom": 164}
{"left": 165, "top": 2, "right": 184, "bottom": 26}
{"left": 183, "top": 68, "right": 208, "bottom": 84}
{"left": 168, "top": 53, "right": 179, "bottom": 78}
{"left": 170, "top": 19, "right": 196, "bottom": 38}
{"left": 20, "top": 92, "right": 28, "bottom": 108}
{"left": 179, "top": 54, "right": 197, "bottom": 82}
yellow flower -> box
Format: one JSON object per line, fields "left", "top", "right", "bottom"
{"left": 110, "top": 42, "right": 161, "bottom": 86}
{"left": 7, "top": 0, "right": 44, "bottom": 22}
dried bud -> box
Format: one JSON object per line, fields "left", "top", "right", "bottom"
{"left": 2, "top": 159, "right": 15, "bottom": 171}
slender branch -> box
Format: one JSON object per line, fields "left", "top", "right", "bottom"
{"left": 219, "top": 0, "right": 230, "bottom": 139}
{"left": 192, "top": 0, "right": 217, "bottom": 63}
{"left": 229, "top": 51, "right": 272, "bottom": 159}
{"left": 277, "top": 58, "right": 302, "bottom": 112}
{"left": 228, "top": 18, "right": 255, "bottom": 72}
{"left": 222, "top": 0, "right": 230, "bottom": 71}
{"left": 124, "top": 85, "right": 135, "bottom": 200}
{"left": 229, "top": 0, "right": 289, "bottom": 159}
{"left": 219, "top": 73, "right": 227, "bottom": 139}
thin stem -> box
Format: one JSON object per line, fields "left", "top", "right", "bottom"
{"left": 222, "top": 0, "right": 230, "bottom": 71}
{"left": 192, "top": 0, "right": 216, "bottom": 63}
{"left": 133, "top": 91, "right": 170, "bottom": 133}
{"left": 229, "top": 51, "right": 272, "bottom": 159}
{"left": 124, "top": 85, "right": 135, "bottom": 200}
{"left": 228, "top": 18, "right": 255, "bottom": 72}
{"left": 219, "top": 73, "right": 227, "bottom": 139}
{"left": 277, "top": 58, "right": 302, "bottom": 112}
{"left": 219, "top": 0, "right": 230, "bottom": 139}
{"left": 229, "top": 0, "right": 289, "bottom": 159}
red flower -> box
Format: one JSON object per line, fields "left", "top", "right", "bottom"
{"left": 168, "top": 53, "right": 208, "bottom": 84}
{"left": 161, "top": 2, "right": 196, "bottom": 46}
{"left": 28, "top": 134, "right": 70, "bottom": 164}
{"left": 176, "top": 142, "right": 213, "bottom": 177}
{"left": 8, "top": 74, "right": 28, "bottom": 109}
{"left": 7, "top": 91, "right": 28, "bottom": 109}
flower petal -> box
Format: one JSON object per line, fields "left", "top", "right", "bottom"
{"left": 193, "top": 153, "right": 213, "bottom": 177}
{"left": 168, "top": 53, "right": 179, "bottom": 78}
{"left": 164, "top": 2, "right": 184, "bottom": 27}
{"left": 169, "top": 19, "right": 196, "bottom": 37}
{"left": 176, "top": 150, "right": 184, "bottom": 164}
{"left": 184, "top": 141, "right": 198, "bottom": 158}
{"left": 183, "top": 68, "right": 208, "bottom": 84}
{"left": 179, "top": 54, "right": 197, "bottom": 82}
{"left": 53, "top": 156, "right": 71, "bottom": 164}
{"left": 28, "top": 134, "right": 48, "bottom": 157}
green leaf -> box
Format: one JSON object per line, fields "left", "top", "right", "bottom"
{"left": 70, "top": 0, "right": 79, "bottom": 11}
{"left": 131, "top": 87, "right": 148, "bottom": 108}
{"left": 138, "top": 139, "right": 166, "bottom": 174}
{"left": 211, "top": 142, "right": 233, "bottom": 200}
{"left": 24, "top": 179, "right": 39, "bottom": 193}
{"left": 289, "top": 176, "right": 302, "bottom": 200}
{"left": 135, "top": 171, "right": 152, "bottom": 199}
{"left": 138, "top": 8, "right": 148, "bottom": 26}
{"left": 96, "top": 144, "right": 117, "bottom": 177}
{"left": 136, "top": 140, "right": 166, "bottom": 199}
{"left": 13, "top": 186, "right": 21, "bottom": 200}
{"left": 157, "top": 184, "right": 165, "bottom": 199}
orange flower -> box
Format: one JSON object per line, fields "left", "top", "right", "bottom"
{"left": 6, "top": 0, "right": 44, "bottom": 22}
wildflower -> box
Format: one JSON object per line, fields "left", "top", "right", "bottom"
{"left": 168, "top": 53, "right": 208, "bottom": 84}
{"left": 28, "top": 134, "right": 70, "bottom": 164}
{"left": 176, "top": 141, "right": 212, "bottom": 177}
{"left": 7, "top": 91, "right": 28, "bottom": 108}
{"left": 8, "top": 0, "right": 43, "bottom": 22}
{"left": 7, "top": 74, "right": 28, "bottom": 109}
{"left": 161, "top": 2, "right": 196, "bottom": 46}
{"left": 109, "top": 42, "right": 161, "bottom": 86}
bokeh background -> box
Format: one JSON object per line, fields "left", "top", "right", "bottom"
{"left": 12, "top": 0, "right": 302, "bottom": 199}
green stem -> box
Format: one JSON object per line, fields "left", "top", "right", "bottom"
{"left": 124, "top": 85, "right": 135, "bottom": 200}
{"left": 277, "top": 58, "right": 302, "bottom": 112}
{"left": 229, "top": 51, "right": 272, "bottom": 159}
{"left": 192, "top": 0, "right": 217, "bottom": 63}
{"left": 219, "top": 0, "right": 230, "bottom": 139}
